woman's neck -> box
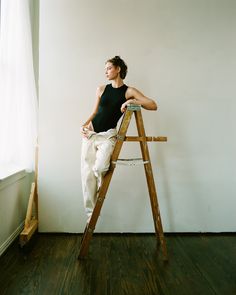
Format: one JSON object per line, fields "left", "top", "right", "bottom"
{"left": 111, "top": 77, "right": 124, "bottom": 88}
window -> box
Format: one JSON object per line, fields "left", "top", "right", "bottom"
{"left": 0, "top": 0, "right": 38, "bottom": 178}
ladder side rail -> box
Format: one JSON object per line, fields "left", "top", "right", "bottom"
{"left": 134, "top": 111, "right": 160, "bottom": 235}
{"left": 134, "top": 110, "right": 168, "bottom": 259}
{"left": 78, "top": 110, "right": 134, "bottom": 258}
{"left": 34, "top": 143, "right": 39, "bottom": 220}
{"left": 24, "top": 182, "right": 36, "bottom": 228}
{"left": 78, "top": 168, "right": 116, "bottom": 258}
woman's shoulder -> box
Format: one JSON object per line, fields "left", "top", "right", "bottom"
{"left": 125, "top": 85, "right": 138, "bottom": 98}
{"left": 96, "top": 84, "right": 107, "bottom": 97}
{"left": 126, "top": 85, "right": 135, "bottom": 91}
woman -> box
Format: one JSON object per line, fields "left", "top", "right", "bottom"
{"left": 81, "top": 56, "right": 157, "bottom": 219}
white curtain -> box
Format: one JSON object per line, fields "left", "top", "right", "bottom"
{"left": 0, "top": 0, "right": 38, "bottom": 175}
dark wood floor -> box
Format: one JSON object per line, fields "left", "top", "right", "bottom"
{"left": 0, "top": 233, "right": 235, "bottom": 295}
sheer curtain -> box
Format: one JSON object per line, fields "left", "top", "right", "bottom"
{"left": 0, "top": 0, "right": 38, "bottom": 176}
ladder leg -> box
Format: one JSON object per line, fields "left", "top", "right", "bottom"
{"left": 78, "top": 168, "right": 114, "bottom": 258}
{"left": 78, "top": 110, "right": 134, "bottom": 259}
{"left": 135, "top": 111, "right": 168, "bottom": 260}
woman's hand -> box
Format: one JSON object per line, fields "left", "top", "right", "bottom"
{"left": 80, "top": 125, "right": 90, "bottom": 138}
{"left": 121, "top": 99, "right": 136, "bottom": 113}
{"left": 121, "top": 102, "right": 128, "bottom": 113}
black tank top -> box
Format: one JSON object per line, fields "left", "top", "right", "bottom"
{"left": 92, "top": 84, "right": 128, "bottom": 133}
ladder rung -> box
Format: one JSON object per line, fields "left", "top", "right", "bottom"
{"left": 112, "top": 158, "right": 149, "bottom": 166}
{"left": 125, "top": 136, "right": 167, "bottom": 142}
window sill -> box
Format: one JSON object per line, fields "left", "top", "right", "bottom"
{"left": 0, "top": 169, "right": 28, "bottom": 191}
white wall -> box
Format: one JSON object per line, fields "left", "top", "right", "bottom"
{"left": 38, "top": 0, "right": 236, "bottom": 233}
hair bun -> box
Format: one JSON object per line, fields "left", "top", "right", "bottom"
{"left": 106, "top": 56, "right": 128, "bottom": 79}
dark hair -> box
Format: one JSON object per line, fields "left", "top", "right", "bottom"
{"left": 106, "top": 56, "right": 128, "bottom": 79}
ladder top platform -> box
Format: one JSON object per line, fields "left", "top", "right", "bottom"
{"left": 127, "top": 104, "right": 141, "bottom": 111}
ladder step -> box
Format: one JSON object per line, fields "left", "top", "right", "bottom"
{"left": 112, "top": 158, "right": 149, "bottom": 166}
{"left": 125, "top": 136, "right": 167, "bottom": 142}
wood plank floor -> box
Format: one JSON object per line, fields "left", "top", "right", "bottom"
{"left": 0, "top": 233, "right": 235, "bottom": 295}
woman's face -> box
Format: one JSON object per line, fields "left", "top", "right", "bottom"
{"left": 105, "top": 62, "right": 120, "bottom": 80}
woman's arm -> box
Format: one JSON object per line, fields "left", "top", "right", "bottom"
{"left": 121, "top": 87, "right": 157, "bottom": 112}
{"left": 81, "top": 85, "right": 105, "bottom": 136}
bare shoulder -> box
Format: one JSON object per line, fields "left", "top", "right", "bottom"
{"left": 96, "top": 85, "right": 106, "bottom": 97}
{"left": 127, "top": 86, "right": 137, "bottom": 92}
{"left": 126, "top": 86, "right": 144, "bottom": 99}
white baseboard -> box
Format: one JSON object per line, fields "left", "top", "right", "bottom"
{"left": 0, "top": 221, "right": 25, "bottom": 256}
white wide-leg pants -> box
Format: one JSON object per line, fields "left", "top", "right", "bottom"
{"left": 81, "top": 128, "right": 117, "bottom": 218}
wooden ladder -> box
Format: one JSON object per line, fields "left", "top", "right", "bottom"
{"left": 78, "top": 104, "right": 168, "bottom": 260}
{"left": 19, "top": 144, "right": 39, "bottom": 247}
